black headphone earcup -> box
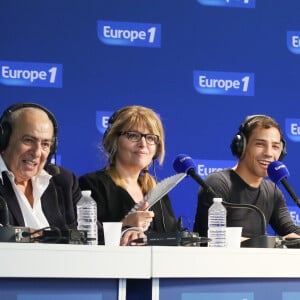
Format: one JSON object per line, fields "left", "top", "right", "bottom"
{"left": 0, "top": 121, "right": 12, "bottom": 152}
{"left": 279, "top": 138, "right": 287, "bottom": 161}
{"left": 230, "top": 133, "right": 246, "bottom": 159}
{"left": 103, "top": 110, "right": 118, "bottom": 140}
{"left": 51, "top": 136, "right": 58, "bottom": 157}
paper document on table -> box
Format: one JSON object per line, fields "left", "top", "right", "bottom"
{"left": 126, "top": 172, "right": 187, "bottom": 216}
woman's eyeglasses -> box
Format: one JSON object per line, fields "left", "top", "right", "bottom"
{"left": 119, "top": 131, "right": 159, "bottom": 145}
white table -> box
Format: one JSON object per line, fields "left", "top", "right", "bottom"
{"left": 150, "top": 246, "right": 300, "bottom": 300}
{"left": 0, "top": 243, "right": 151, "bottom": 300}
{"left": 2, "top": 243, "right": 300, "bottom": 300}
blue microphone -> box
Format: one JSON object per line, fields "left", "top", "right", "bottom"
{"left": 173, "top": 154, "right": 218, "bottom": 198}
{"left": 267, "top": 161, "right": 300, "bottom": 207}
{"left": 267, "top": 160, "right": 290, "bottom": 184}
{"left": 173, "top": 154, "right": 196, "bottom": 174}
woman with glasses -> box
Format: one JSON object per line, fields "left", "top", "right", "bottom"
{"left": 79, "top": 105, "right": 178, "bottom": 245}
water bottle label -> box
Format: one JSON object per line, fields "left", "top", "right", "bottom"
{"left": 208, "top": 228, "right": 226, "bottom": 247}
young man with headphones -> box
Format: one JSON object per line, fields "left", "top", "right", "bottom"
{"left": 193, "top": 114, "right": 300, "bottom": 241}
{"left": 0, "top": 102, "right": 82, "bottom": 237}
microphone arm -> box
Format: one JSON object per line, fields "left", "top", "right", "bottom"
{"left": 267, "top": 160, "right": 300, "bottom": 208}
{"left": 188, "top": 169, "right": 218, "bottom": 199}
{"left": 281, "top": 178, "right": 300, "bottom": 208}
{"left": 222, "top": 200, "right": 267, "bottom": 236}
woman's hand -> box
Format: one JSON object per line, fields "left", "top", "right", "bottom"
{"left": 121, "top": 229, "right": 146, "bottom": 246}
{"left": 122, "top": 202, "right": 154, "bottom": 231}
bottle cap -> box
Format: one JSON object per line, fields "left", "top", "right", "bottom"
{"left": 82, "top": 190, "right": 92, "bottom": 197}
{"left": 213, "top": 197, "right": 222, "bottom": 203}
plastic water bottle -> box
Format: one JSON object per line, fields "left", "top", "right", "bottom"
{"left": 77, "top": 190, "right": 98, "bottom": 245}
{"left": 208, "top": 197, "right": 226, "bottom": 247}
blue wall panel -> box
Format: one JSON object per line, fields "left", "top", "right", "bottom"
{"left": 1, "top": 0, "right": 300, "bottom": 232}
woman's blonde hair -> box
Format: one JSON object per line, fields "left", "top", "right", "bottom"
{"left": 102, "top": 105, "right": 166, "bottom": 193}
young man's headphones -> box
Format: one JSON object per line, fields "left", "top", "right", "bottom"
{"left": 230, "top": 114, "right": 287, "bottom": 161}
{"left": 0, "top": 102, "right": 58, "bottom": 156}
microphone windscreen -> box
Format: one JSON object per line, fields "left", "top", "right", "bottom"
{"left": 173, "top": 154, "right": 195, "bottom": 174}
{"left": 267, "top": 161, "right": 290, "bottom": 184}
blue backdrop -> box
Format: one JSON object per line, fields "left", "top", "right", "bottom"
{"left": 1, "top": 0, "right": 300, "bottom": 232}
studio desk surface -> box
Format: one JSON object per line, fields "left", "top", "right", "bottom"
{"left": 1, "top": 243, "right": 300, "bottom": 279}
{"left": 0, "top": 243, "right": 151, "bottom": 279}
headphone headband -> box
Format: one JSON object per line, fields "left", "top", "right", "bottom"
{"left": 103, "top": 109, "right": 119, "bottom": 140}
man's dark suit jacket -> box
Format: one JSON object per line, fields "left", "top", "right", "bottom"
{"left": 0, "top": 164, "right": 81, "bottom": 230}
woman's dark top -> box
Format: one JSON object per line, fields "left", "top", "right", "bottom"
{"left": 79, "top": 169, "right": 178, "bottom": 233}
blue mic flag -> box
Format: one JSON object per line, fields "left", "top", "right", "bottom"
{"left": 173, "top": 154, "right": 196, "bottom": 174}
{"left": 267, "top": 161, "right": 290, "bottom": 184}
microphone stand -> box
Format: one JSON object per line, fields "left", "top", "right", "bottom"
{"left": 281, "top": 179, "right": 300, "bottom": 208}
{"left": 222, "top": 201, "right": 277, "bottom": 248}
{"left": 222, "top": 201, "right": 267, "bottom": 236}
{"left": 0, "top": 196, "right": 30, "bottom": 242}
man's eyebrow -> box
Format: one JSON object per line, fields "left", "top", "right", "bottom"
{"left": 253, "top": 138, "right": 281, "bottom": 144}
{"left": 22, "top": 135, "right": 53, "bottom": 142}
